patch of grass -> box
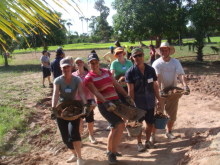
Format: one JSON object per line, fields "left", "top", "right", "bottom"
{"left": 0, "top": 106, "right": 27, "bottom": 143}
{"left": 13, "top": 36, "right": 220, "bottom": 54}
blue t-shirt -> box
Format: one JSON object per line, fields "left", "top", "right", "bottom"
{"left": 51, "top": 57, "right": 63, "bottom": 79}
{"left": 125, "top": 63, "right": 157, "bottom": 110}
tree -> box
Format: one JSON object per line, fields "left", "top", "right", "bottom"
{"left": 113, "top": 0, "right": 188, "bottom": 47}
{"left": 79, "top": 16, "right": 85, "bottom": 33}
{"left": 66, "top": 21, "right": 73, "bottom": 43}
{"left": 84, "top": 18, "right": 91, "bottom": 33}
{"left": 189, "top": 0, "right": 220, "bottom": 61}
{"left": 89, "top": 0, "right": 113, "bottom": 42}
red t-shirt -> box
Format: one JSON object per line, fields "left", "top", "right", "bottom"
{"left": 84, "top": 68, "right": 119, "bottom": 103}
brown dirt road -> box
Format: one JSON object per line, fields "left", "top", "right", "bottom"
{"left": 1, "top": 75, "right": 220, "bottom": 165}
{"left": 0, "top": 55, "right": 220, "bottom": 165}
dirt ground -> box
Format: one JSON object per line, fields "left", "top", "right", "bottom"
{"left": 0, "top": 52, "right": 220, "bottom": 165}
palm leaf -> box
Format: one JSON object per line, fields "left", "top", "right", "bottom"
{"left": 0, "top": 0, "right": 81, "bottom": 51}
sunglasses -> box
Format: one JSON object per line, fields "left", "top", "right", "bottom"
{"left": 133, "top": 54, "right": 143, "bottom": 58}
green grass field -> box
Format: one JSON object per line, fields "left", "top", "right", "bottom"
{"left": 13, "top": 36, "right": 220, "bottom": 54}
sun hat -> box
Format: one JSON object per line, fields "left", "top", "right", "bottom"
{"left": 131, "top": 48, "right": 144, "bottom": 56}
{"left": 87, "top": 53, "right": 99, "bottom": 63}
{"left": 157, "top": 42, "right": 175, "bottom": 55}
{"left": 114, "top": 47, "right": 126, "bottom": 57}
{"left": 60, "top": 58, "right": 72, "bottom": 67}
{"left": 74, "top": 57, "right": 84, "bottom": 63}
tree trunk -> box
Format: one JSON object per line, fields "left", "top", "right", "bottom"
{"left": 195, "top": 40, "right": 204, "bottom": 61}
{"left": 155, "top": 36, "right": 162, "bottom": 48}
{"left": 4, "top": 53, "right": 9, "bottom": 67}
{"left": 207, "top": 35, "right": 211, "bottom": 43}
{"left": 167, "top": 38, "right": 172, "bottom": 44}
{"left": 196, "top": 45, "right": 204, "bottom": 61}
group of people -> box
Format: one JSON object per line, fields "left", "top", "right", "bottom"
{"left": 46, "top": 42, "right": 190, "bottom": 165}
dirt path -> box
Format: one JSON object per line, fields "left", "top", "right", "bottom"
{"left": 1, "top": 85, "right": 220, "bottom": 165}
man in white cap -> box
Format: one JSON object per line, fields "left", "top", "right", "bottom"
{"left": 152, "top": 42, "right": 190, "bottom": 140}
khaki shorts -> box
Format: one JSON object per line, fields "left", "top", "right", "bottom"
{"left": 157, "top": 93, "right": 182, "bottom": 121}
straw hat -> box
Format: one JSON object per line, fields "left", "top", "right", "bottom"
{"left": 156, "top": 42, "right": 175, "bottom": 55}
{"left": 114, "top": 47, "right": 126, "bottom": 57}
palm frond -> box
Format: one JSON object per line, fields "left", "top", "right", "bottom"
{"left": 0, "top": 0, "right": 82, "bottom": 51}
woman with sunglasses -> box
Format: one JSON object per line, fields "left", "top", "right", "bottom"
{"left": 84, "top": 53, "right": 133, "bottom": 164}
{"left": 110, "top": 47, "right": 133, "bottom": 103}
{"left": 72, "top": 57, "right": 97, "bottom": 144}
{"left": 52, "top": 57, "right": 87, "bottom": 165}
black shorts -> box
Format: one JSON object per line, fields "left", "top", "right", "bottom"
{"left": 84, "top": 99, "right": 95, "bottom": 123}
{"left": 42, "top": 66, "right": 51, "bottom": 78}
{"left": 98, "top": 102, "right": 124, "bottom": 128}
{"left": 138, "top": 108, "right": 155, "bottom": 124}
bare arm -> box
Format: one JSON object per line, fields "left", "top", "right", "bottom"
{"left": 87, "top": 82, "right": 107, "bottom": 103}
{"left": 77, "top": 82, "right": 87, "bottom": 105}
{"left": 111, "top": 69, "right": 115, "bottom": 76}
{"left": 52, "top": 84, "right": 60, "bottom": 108}
{"left": 112, "top": 77, "right": 128, "bottom": 97}
{"left": 178, "top": 74, "right": 188, "bottom": 87}
{"left": 127, "top": 83, "right": 134, "bottom": 100}
{"left": 153, "top": 81, "right": 161, "bottom": 101}
{"left": 103, "top": 53, "right": 110, "bottom": 62}
{"left": 156, "top": 74, "right": 162, "bottom": 91}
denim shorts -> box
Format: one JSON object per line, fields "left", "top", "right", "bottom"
{"left": 98, "top": 102, "right": 124, "bottom": 128}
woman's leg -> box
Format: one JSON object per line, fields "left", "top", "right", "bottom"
{"left": 73, "top": 141, "right": 82, "bottom": 159}
{"left": 110, "top": 122, "right": 125, "bottom": 153}
{"left": 88, "top": 122, "right": 94, "bottom": 136}
{"left": 69, "top": 118, "right": 82, "bottom": 159}
{"left": 86, "top": 110, "right": 95, "bottom": 136}
{"left": 79, "top": 118, "right": 84, "bottom": 135}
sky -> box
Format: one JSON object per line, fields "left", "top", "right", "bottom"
{"left": 51, "top": 0, "right": 116, "bottom": 34}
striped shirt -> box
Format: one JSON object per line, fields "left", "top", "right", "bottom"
{"left": 85, "top": 68, "right": 119, "bottom": 103}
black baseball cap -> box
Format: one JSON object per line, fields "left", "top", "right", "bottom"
{"left": 87, "top": 53, "right": 99, "bottom": 62}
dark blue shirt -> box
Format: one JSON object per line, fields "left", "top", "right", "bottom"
{"left": 51, "top": 57, "right": 63, "bottom": 79}
{"left": 125, "top": 63, "right": 157, "bottom": 110}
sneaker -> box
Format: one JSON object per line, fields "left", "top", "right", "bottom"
{"left": 66, "top": 155, "right": 77, "bottom": 163}
{"left": 42, "top": 85, "right": 46, "bottom": 88}
{"left": 89, "top": 135, "right": 98, "bottom": 144}
{"left": 137, "top": 142, "right": 145, "bottom": 152}
{"left": 166, "top": 132, "right": 176, "bottom": 139}
{"left": 107, "top": 152, "right": 117, "bottom": 164}
{"left": 106, "top": 151, "right": 122, "bottom": 157}
{"left": 77, "top": 158, "right": 85, "bottom": 165}
{"left": 150, "top": 134, "right": 156, "bottom": 144}
{"left": 145, "top": 141, "right": 155, "bottom": 149}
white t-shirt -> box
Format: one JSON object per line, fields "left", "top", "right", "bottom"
{"left": 152, "top": 57, "right": 185, "bottom": 89}
{"left": 40, "top": 55, "right": 50, "bottom": 68}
